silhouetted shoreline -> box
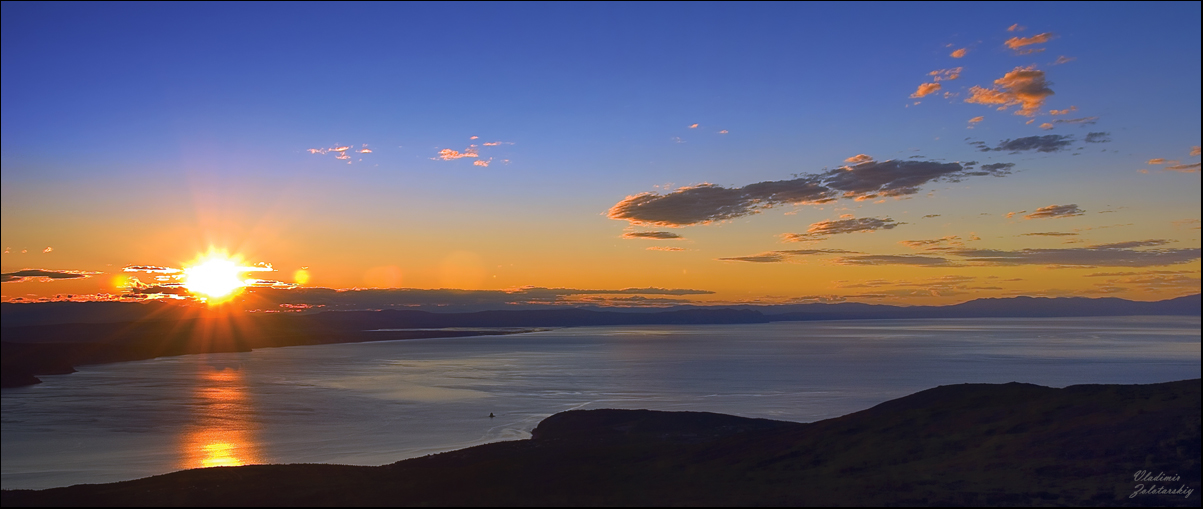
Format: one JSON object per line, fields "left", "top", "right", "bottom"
{"left": 3, "top": 379, "right": 1198, "bottom": 506}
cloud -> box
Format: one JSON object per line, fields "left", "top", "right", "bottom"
{"left": 718, "top": 130, "right": 729, "bottom": 134}
{"left": 1084, "top": 132, "right": 1111, "bottom": 143}
{"left": 646, "top": 246, "right": 686, "bottom": 252}
{"left": 1171, "top": 219, "right": 1201, "bottom": 230}
{"left": 1039, "top": 123, "right": 1054, "bottom": 130}
{"left": 689, "top": 124, "right": 699, "bottom": 129}
{"left": 437, "top": 148, "right": 480, "bottom": 160}
{"left": 1052, "top": 56, "right": 1075, "bottom": 65}
{"left": 1054, "top": 116, "right": 1098, "bottom": 126}
{"left": 123, "top": 265, "right": 182, "bottom": 274}
{"left": 950, "top": 48, "right": 968, "bottom": 58}
{"left": 1165, "top": 162, "right": 1201, "bottom": 173}
{"left": 967, "top": 116, "right": 984, "bottom": 128}
{"left": 950, "top": 246, "right": 1200, "bottom": 267}
{"left": 929, "top": 67, "right": 963, "bottom": 81}
{"left": 964, "top": 66, "right": 1054, "bottom": 117}
{"left": 608, "top": 158, "right": 1005, "bottom": 227}
{"left": 1007, "top": 24, "right": 1025, "bottom": 32}
{"left": 844, "top": 154, "right": 874, "bottom": 164}
{"left": 911, "top": 82, "right": 941, "bottom": 98}
{"left": 782, "top": 217, "right": 903, "bottom": 242}
{"left": 832, "top": 255, "right": 957, "bottom": 266}
{"left": 899, "top": 236, "right": 963, "bottom": 249}
{"left": 1088, "top": 240, "right": 1170, "bottom": 250}
{"left": 1020, "top": 232, "right": 1078, "bottom": 237}
{"left": 42, "top": 247, "right": 53, "bottom": 253}
{"left": 1004, "top": 33, "right": 1054, "bottom": 50}
{"left": 473, "top": 159, "right": 491, "bottom": 167}
{"left": 2, "top": 269, "right": 100, "bottom": 283}
{"left": 1191, "top": 146, "right": 1201, "bottom": 157}
{"left": 623, "top": 231, "right": 683, "bottom": 240}
{"left": 923, "top": 214, "right": 941, "bottom": 219}
{"left": 718, "top": 249, "right": 855, "bottom": 263}
{"left": 983, "top": 134, "right": 1074, "bottom": 153}
{"left": 1147, "top": 158, "right": 1168, "bottom": 165}
{"left": 1049, "top": 106, "right": 1077, "bottom": 115}
{"left": 1022, "top": 204, "right": 1085, "bottom": 220}
{"left": 482, "top": 141, "right": 513, "bottom": 147}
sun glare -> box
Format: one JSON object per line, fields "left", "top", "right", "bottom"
{"left": 182, "top": 251, "right": 270, "bottom": 302}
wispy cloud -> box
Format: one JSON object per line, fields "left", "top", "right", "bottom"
{"left": 1054, "top": 116, "right": 1098, "bottom": 126}
{"left": 1004, "top": 33, "right": 1054, "bottom": 50}
{"left": 950, "top": 48, "right": 968, "bottom": 58}
{"left": 1165, "top": 162, "right": 1201, "bottom": 173}
{"left": 623, "top": 231, "right": 683, "bottom": 240}
{"left": 607, "top": 159, "right": 1010, "bottom": 227}
{"left": 718, "top": 249, "right": 855, "bottom": 263}
{"left": 1051, "top": 55, "right": 1075, "bottom": 65}
{"left": 967, "top": 116, "right": 984, "bottom": 128}
{"left": 646, "top": 246, "right": 686, "bottom": 252}
{"left": 688, "top": 123, "right": 699, "bottom": 129}
{"left": 1019, "top": 204, "right": 1085, "bottom": 220}
{"left": 951, "top": 245, "right": 1200, "bottom": 267}
{"left": 965, "top": 66, "right": 1054, "bottom": 117}
{"left": 782, "top": 217, "right": 903, "bottom": 242}
{"left": 899, "top": 236, "right": 963, "bottom": 250}
{"left": 1084, "top": 132, "right": 1111, "bottom": 143}
{"left": 1049, "top": 106, "right": 1077, "bottom": 115}
{"left": 844, "top": 154, "right": 874, "bottom": 164}
{"left": 1007, "top": 24, "right": 1025, "bottom": 32}
{"left": 982, "top": 134, "right": 1074, "bottom": 153}
{"left": 2, "top": 269, "right": 101, "bottom": 283}
{"left": 1020, "top": 232, "right": 1078, "bottom": 237}
{"left": 832, "top": 255, "right": 957, "bottom": 266}
{"left": 929, "top": 67, "right": 963, "bottom": 82}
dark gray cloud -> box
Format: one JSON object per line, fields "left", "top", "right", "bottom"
{"left": 950, "top": 246, "right": 1200, "bottom": 267}
{"left": 1054, "top": 116, "right": 1099, "bottom": 126}
{"left": 832, "top": 255, "right": 957, "bottom": 266}
{"left": 607, "top": 159, "right": 1009, "bottom": 227}
{"left": 1084, "top": 132, "right": 1111, "bottom": 143}
{"left": 1087, "top": 239, "right": 1170, "bottom": 249}
{"left": 718, "top": 249, "right": 855, "bottom": 263}
{"left": 963, "top": 162, "right": 1015, "bottom": 176}
{"left": 782, "top": 217, "right": 903, "bottom": 242}
{"left": 2, "top": 269, "right": 99, "bottom": 283}
{"left": 922, "top": 214, "right": 941, "bottom": 219}
{"left": 1016, "top": 204, "right": 1085, "bottom": 220}
{"left": 983, "top": 135, "right": 1074, "bottom": 153}
{"left": 622, "top": 231, "right": 682, "bottom": 240}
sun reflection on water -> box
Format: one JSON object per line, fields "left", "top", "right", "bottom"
{"left": 180, "top": 365, "right": 262, "bottom": 469}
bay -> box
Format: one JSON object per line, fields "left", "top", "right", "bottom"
{"left": 2, "top": 316, "right": 1199, "bottom": 490}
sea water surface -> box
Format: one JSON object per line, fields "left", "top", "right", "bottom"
{"left": 2, "top": 316, "right": 1199, "bottom": 490}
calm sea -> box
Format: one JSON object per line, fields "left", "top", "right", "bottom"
{"left": 2, "top": 316, "right": 1199, "bottom": 490}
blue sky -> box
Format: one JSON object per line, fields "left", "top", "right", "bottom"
{"left": 2, "top": 2, "right": 1200, "bottom": 305}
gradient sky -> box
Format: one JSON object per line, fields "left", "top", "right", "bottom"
{"left": 2, "top": 2, "right": 1200, "bottom": 307}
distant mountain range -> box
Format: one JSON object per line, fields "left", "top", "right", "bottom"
{"left": 2, "top": 293, "right": 1198, "bottom": 328}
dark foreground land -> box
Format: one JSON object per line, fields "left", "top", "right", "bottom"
{"left": 4, "top": 379, "right": 1199, "bottom": 507}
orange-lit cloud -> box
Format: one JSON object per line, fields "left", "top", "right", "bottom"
{"left": 718, "top": 130, "right": 729, "bottom": 134}
{"left": 482, "top": 141, "right": 513, "bottom": 146}
{"left": 688, "top": 123, "right": 699, "bottom": 129}
{"left": 437, "top": 148, "right": 480, "bottom": 160}
{"left": 967, "top": 116, "right": 984, "bottom": 128}
{"left": 964, "top": 66, "right": 1054, "bottom": 116}
{"left": 1049, "top": 106, "right": 1077, "bottom": 115}
{"left": 844, "top": 154, "right": 874, "bottom": 164}
{"left": 1191, "top": 146, "right": 1201, "bottom": 157}
{"left": 1039, "top": 123, "right": 1054, "bottom": 130}
{"left": 832, "top": 254, "right": 956, "bottom": 266}
{"left": 1051, "top": 55, "right": 1075, "bottom": 65}
{"left": 950, "top": 48, "right": 968, "bottom": 58}
{"left": 1148, "top": 158, "right": 1168, "bottom": 164}
{"left": 42, "top": 246, "right": 53, "bottom": 253}
{"left": 646, "top": 246, "right": 686, "bottom": 252}
{"left": 1165, "top": 162, "right": 1201, "bottom": 173}
{"left": 929, "top": 67, "right": 962, "bottom": 81}
{"left": 911, "top": 82, "right": 941, "bottom": 98}
{"left": 474, "top": 159, "right": 491, "bottom": 167}
{"left": 1004, "top": 32, "right": 1054, "bottom": 50}
{"left": 1007, "top": 24, "right": 1025, "bottom": 32}
{"left": 469, "top": 136, "right": 478, "bottom": 140}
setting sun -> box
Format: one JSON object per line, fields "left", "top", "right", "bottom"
{"left": 182, "top": 251, "right": 270, "bottom": 301}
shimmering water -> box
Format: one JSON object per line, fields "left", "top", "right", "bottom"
{"left": 2, "top": 316, "right": 1199, "bottom": 490}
